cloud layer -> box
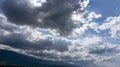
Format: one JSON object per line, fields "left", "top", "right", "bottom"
{"left": 1, "top": 0, "right": 83, "bottom": 35}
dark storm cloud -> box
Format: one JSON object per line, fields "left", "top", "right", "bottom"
{"left": 1, "top": 0, "right": 38, "bottom": 25}
{"left": 1, "top": 0, "right": 81, "bottom": 35}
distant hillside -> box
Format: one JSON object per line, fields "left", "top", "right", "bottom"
{"left": 0, "top": 49, "right": 78, "bottom": 67}
{"left": 0, "top": 61, "right": 24, "bottom": 67}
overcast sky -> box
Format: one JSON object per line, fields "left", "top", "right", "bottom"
{"left": 0, "top": 0, "right": 120, "bottom": 67}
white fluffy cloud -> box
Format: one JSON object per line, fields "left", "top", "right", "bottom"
{"left": 87, "top": 12, "right": 102, "bottom": 21}
{"left": 99, "top": 16, "right": 120, "bottom": 38}
{"left": 72, "top": 14, "right": 120, "bottom": 39}
{"left": 32, "top": 0, "right": 46, "bottom": 7}
{"left": 80, "top": 0, "right": 90, "bottom": 10}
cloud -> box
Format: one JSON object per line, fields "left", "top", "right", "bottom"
{"left": 72, "top": 23, "right": 89, "bottom": 36}
{"left": 1, "top": 0, "right": 83, "bottom": 36}
{"left": 86, "top": 15, "right": 120, "bottom": 38}
{"left": 71, "top": 11, "right": 102, "bottom": 36}
{"left": 1, "top": 0, "right": 36, "bottom": 24}
{"left": 80, "top": 0, "right": 90, "bottom": 10}
{"left": 32, "top": 0, "right": 46, "bottom": 7}
{"left": 99, "top": 16, "right": 120, "bottom": 38}
{"left": 72, "top": 14, "right": 120, "bottom": 38}
{"left": 87, "top": 12, "right": 102, "bottom": 21}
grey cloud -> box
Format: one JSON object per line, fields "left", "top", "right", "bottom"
{"left": 1, "top": 0, "right": 38, "bottom": 25}
{"left": 0, "top": 21, "right": 18, "bottom": 33}
{"left": 0, "top": 32, "right": 69, "bottom": 51}
{"left": 0, "top": 16, "right": 69, "bottom": 51}
{"left": 1, "top": 0, "right": 81, "bottom": 36}
{"left": 89, "top": 47, "right": 115, "bottom": 55}
{"left": 88, "top": 43, "right": 120, "bottom": 56}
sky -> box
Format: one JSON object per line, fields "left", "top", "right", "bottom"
{"left": 0, "top": 0, "right": 120, "bottom": 67}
